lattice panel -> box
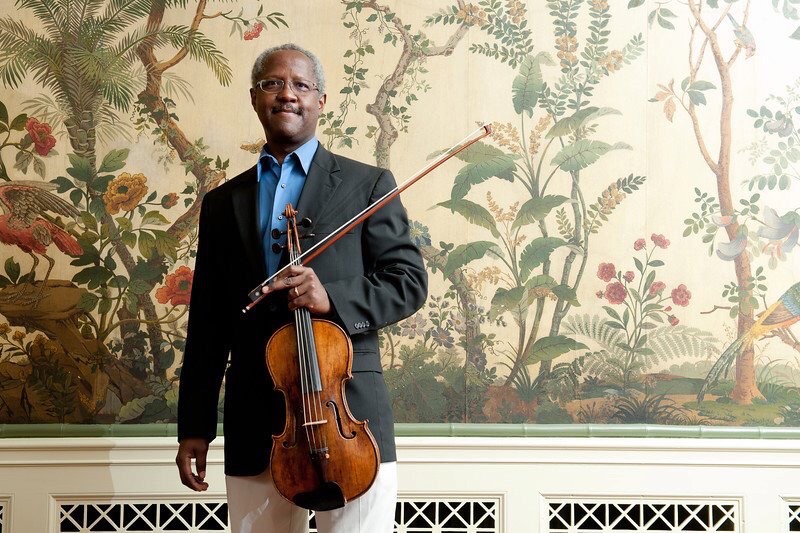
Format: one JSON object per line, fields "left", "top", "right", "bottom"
{"left": 0, "top": 501, "right": 5, "bottom": 533}
{"left": 395, "top": 499, "right": 499, "bottom": 532}
{"left": 57, "top": 498, "right": 499, "bottom": 533}
{"left": 547, "top": 499, "right": 738, "bottom": 532}
{"left": 59, "top": 502, "right": 228, "bottom": 532}
{"left": 788, "top": 502, "right": 800, "bottom": 531}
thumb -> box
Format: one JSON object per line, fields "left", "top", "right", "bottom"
{"left": 196, "top": 450, "right": 207, "bottom": 479}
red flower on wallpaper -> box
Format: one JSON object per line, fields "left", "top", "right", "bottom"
{"left": 156, "top": 266, "right": 194, "bottom": 306}
{"left": 671, "top": 284, "right": 692, "bottom": 307}
{"left": 649, "top": 281, "right": 666, "bottom": 296}
{"left": 650, "top": 233, "right": 670, "bottom": 249}
{"left": 633, "top": 238, "right": 646, "bottom": 251}
{"left": 597, "top": 262, "right": 616, "bottom": 282}
{"left": 623, "top": 270, "right": 634, "bottom": 282}
{"left": 604, "top": 281, "right": 627, "bottom": 304}
{"left": 25, "top": 117, "right": 56, "bottom": 156}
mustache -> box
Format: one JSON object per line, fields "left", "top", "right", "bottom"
{"left": 271, "top": 104, "right": 301, "bottom": 114}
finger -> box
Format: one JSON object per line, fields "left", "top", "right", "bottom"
{"left": 177, "top": 454, "right": 202, "bottom": 491}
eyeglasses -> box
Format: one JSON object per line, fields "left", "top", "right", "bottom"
{"left": 254, "top": 79, "right": 318, "bottom": 94}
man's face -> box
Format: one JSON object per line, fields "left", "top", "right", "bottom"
{"left": 250, "top": 49, "right": 326, "bottom": 150}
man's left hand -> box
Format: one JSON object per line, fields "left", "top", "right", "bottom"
{"left": 262, "top": 265, "right": 331, "bottom": 314}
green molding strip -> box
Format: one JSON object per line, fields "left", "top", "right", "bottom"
{"left": 2, "top": 423, "right": 800, "bottom": 439}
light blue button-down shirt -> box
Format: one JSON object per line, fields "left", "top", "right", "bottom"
{"left": 258, "top": 137, "right": 319, "bottom": 275}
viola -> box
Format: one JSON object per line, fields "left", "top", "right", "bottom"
{"left": 265, "top": 204, "right": 379, "bottom": 511}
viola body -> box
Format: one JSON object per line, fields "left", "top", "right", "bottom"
{"left": 266, "top": 318, "right": 379, "bottom": 511}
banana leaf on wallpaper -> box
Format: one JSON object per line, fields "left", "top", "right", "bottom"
{"left": 0, "top": 0, "right": 799, "bottom": 428}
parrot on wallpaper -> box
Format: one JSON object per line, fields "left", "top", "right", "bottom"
{"left": 726, "top": 13, "right": 756, "bottom": 58}
{"left": 697, "top": 281, "right": 800, "bottom": 401}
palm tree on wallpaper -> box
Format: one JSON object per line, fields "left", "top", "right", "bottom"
{"left": 629, "top": 0, "right": 800, "bottom": 404}
{"left": 0, "top": 0, "right": 156, "bottom": 171}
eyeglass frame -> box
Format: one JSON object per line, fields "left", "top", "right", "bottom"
{"left": 253, "top": 78, "right": 320, "bottom": 95}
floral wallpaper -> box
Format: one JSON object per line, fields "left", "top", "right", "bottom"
{"left": 0, "top": 0, "right": 799, "bottom": 429}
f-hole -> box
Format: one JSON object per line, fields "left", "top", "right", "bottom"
{"left": 326, "top": 401, "right": 356, "bottom": 439}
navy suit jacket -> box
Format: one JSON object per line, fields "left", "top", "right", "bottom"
{"left": 177, "top": 144, "right": 428, "bottom": 476}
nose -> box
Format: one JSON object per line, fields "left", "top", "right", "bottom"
{"left": 276, "top": 81, "right": 297, "bottom": 100}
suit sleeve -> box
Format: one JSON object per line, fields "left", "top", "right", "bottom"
{"left": 323, "top": 169, "right": 428, "bottom": 336}
{"left": 177, "top": 194, "right": 233, "bottom": 443}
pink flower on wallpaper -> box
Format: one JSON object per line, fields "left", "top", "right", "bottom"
{"left": 597, "top": 262, "right": 616, "bottom": 282}
{"left": 651, "top": 233, "right": 670, "bottom": 249}
{"left": 649, "top": 281, "right": 666, "bottom": 296}
{"left": 668, "top": 315, "right": 680, "bottom": 326}
{"left": 623, "top": 271, "right": 635, "bottom": 282}
{"left": 671, "top": 284, "right": 692, "bottom": 307}
{"left": 244, "top": 22, "right": 264, "bottom": 41}
{"left": 604, "top": 281, "right": 627, "bottom": 304}
{"left": 634, "top": 238, "right": 646, "bottom": 251}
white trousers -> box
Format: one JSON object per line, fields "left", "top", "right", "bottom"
{"left": 226, "top": 462, "right": 397, "bottom": 533}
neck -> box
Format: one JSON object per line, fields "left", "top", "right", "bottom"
{"left": 265, "top": 136, "right": 314, "bottom": 164}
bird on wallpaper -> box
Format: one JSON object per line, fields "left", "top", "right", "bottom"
{"left": 0, "top": 180, "right": 83, "bottom": 286}
{"left": 726, "top": 13, "right": 756, "bottom": 58}
{"left": 697, "top": 281, "right": 800, "bottom": 401}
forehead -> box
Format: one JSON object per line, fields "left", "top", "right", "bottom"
{"left": 257, "top": 50, "right": 316, "bottom": 80}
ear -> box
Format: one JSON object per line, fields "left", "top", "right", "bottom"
{"left": 250, "top": 87, "right": 257, "bottom": 110}
{"left": 318, "top": 93, "right": 327, "bottom": 112}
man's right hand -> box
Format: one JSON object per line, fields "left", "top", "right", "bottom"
{"left": 176, "top": 437, "right": 210, "bottom": 491}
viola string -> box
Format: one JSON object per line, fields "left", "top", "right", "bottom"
{"left": 288, "top": 219, "right": 317, "bottom": 456}
{"left": 303, "top": 306, "right": 328, "bottom": 454}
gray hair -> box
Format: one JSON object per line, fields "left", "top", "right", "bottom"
{"left": 251, "top": 43, "right": 326, "bottom": 94}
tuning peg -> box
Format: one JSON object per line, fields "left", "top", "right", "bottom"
{"left": 299, "top": 233, "right": 316, "bottom": 240}
{"left": 299, "top": 217, "right": 312, "bottom": 228}
{"left": 271, "top": 243, "right": 286, "bottom": 254}
{"left": 271, "top": 228, "right": 285, "bottom": 239}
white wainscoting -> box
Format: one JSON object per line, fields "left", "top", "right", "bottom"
{"left": 1, "top": 436, "right": 800, "bottom": 532}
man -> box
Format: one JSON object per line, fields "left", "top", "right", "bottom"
{"left": 175, "top": 43, "right": 427, "bottom": 533}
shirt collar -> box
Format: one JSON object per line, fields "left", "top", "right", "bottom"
{"left": 258, "top": 137, "right": 319, "bottom": 180}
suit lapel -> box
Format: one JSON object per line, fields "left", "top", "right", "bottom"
{"left": 231, "top": 166, "right": 267, "bottom": 281}
{"left": 296, "top": 145, "right": 342, "bottom": 229}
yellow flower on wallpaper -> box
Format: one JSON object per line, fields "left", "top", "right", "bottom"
{"left": 103, "top": 172, "right": 149, "bottom": 215}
